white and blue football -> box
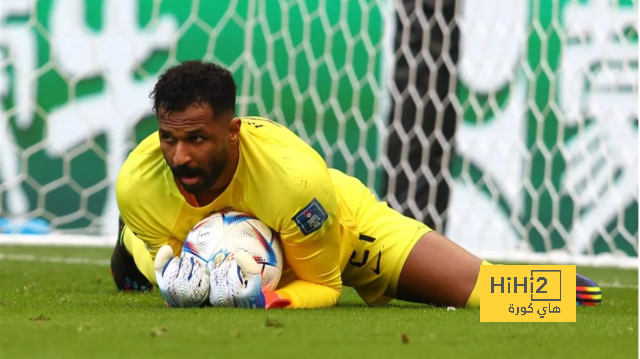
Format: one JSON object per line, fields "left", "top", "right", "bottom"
{"left": 181, "top": 210, "right": 283, "bottom": 291}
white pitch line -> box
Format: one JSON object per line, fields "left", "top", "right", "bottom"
{"left": 598, "top": 281, "right": 639, "bottom": 289}
{"left": 0, "top": 253, "right": 110, "bottom": 266}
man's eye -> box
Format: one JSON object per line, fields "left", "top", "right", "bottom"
{"left": 161, "top": 134, "right": 174, "bottom": 142}
{"left": 192, "top": 136, "right": 204, "bottom": 142}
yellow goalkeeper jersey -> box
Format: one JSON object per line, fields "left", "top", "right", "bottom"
{"left": 116, "top": 117, "right": 361, "bottom": 308}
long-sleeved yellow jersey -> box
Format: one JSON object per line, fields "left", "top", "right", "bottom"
{"left": 115, "top": 117, "right": 362, "bottom": 308}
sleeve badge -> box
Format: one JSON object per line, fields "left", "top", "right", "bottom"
{"left": 292, "top": 198, "right": 328, "bottom": 235}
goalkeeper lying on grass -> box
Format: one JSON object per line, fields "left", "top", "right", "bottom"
{"left": 111, "top": 60, "right": 602, "bottom": 309}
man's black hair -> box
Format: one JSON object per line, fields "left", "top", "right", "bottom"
{"left": 150, "top": 60, "right": 237, "bottom": 116}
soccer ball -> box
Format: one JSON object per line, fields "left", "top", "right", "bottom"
{"left": 181, "top": 210, "right": 283, "bottom": 291}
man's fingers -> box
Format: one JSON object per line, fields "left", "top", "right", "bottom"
{"left": 234, "top": 251, "right": 261, "bottom": 275}
{"left": 154, "top": 245, "right": 175, "bottom": 271}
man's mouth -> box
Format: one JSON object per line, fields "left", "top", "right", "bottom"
{"left": 180, "top": 175, "right": 202, "bottom": 186}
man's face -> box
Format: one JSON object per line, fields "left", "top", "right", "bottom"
{"left": 157, "top": 104, "right": 233, "bottom": 194}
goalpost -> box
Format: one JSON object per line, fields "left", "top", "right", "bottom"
{"left": 0, "top": 0, "right": 637, "bottom": 268}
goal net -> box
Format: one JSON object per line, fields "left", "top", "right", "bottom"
{"left": 0, "top": 0, "right": 637, "bottom": 268}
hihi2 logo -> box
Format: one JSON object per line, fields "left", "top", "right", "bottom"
{"left": 479, "top": 265, "right": 576, "bottom": 322}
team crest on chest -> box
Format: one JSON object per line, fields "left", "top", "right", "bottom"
{"left": 293, "top": 198, "right": 328, "bottom": 235}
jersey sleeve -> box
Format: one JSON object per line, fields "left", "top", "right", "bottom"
{"left": 115, "top": 171, "right": 182, "bottom": 285}
{"left": 271, "top": 166, "right": 343, "bottom": 308}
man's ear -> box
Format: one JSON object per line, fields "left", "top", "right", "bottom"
{"left": 229, "top": 118, "right": 241, "bottom": 142}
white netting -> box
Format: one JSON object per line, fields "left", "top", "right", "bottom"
{"left": 0, "top": 0, "right": 637, "bottom": 267}
{"left": 440, "top": 0, "right": 638, "bottom": 267}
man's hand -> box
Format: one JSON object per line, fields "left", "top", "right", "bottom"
{"left": 154, "top": 245, "right": 211, "bottom": 308}
{"left": 209, "top": 251, "right": 291, "bottom": 309}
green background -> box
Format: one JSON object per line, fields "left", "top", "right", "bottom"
{"left": 2, "top": 0, "right": 386, "bottom": 230}
{"left": 453, "top": 0, "right": 638, "bottom": 256}
{"left": 1, "top": 0, "right": 637, "bottom": 258}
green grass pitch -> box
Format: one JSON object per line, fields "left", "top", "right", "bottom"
{"left": 0, "top": 245, "right": 637, "bottom": 359}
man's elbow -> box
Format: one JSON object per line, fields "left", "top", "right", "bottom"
{"left": 326, "top": 280, "right": 343, "bottom": 307}
{"left": 330, "top": 287, "right": 342, "bottom": 307}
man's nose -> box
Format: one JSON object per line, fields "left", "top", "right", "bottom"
{"left": 172, "top": 142, "right": 192, "bottom": 166}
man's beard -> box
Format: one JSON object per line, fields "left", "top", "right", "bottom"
{"left": 171, "top": 157, "right": 227, "bottom": 195}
